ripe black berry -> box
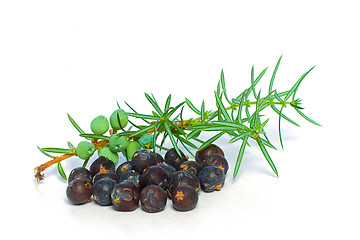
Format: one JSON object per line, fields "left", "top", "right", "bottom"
{"left": 171, "top": 185, "right": 198, "bottom": 211}
{"left": 140, "top": 185, "right": 167, "bottom": 213}
{"left": 92, "top": 178, "right": 117, "bottom": 206}
{"left": 155, "top": 152, "right": 164, "bottom": 164}
{"left": 89, "top": 156, "right": 115, "bottom": 177}
{"left": 179, "top": 161, "right": 202, "bottom": 176}
{"left": 115, "top": 161, "right": 133, "bottom": 178}
{"left": 204, "top": 153, "right": 229, "bottom": 174}
{"left": 157, "top": 162, "right": 176, "bottom": 178}
{"left": 111, "top": 182, "right": 140, "bottom": 211}
{"left": 118, "top": 169, "right": 141, "bottom": 189}
{"left": 92, "top": 170, "right": 119, "bottom": 184}
{"left": 66, "top": 178, "right": 92, "bottom": 205}
{"left": 198, "top": 166, "right": 225, "bottom": 192}
{"left": 164, "top": 148, "right": 187, "bottom": 170}
{"left": 139, "top": 165, "right": 169, "bottom": 189}
{"left": 195, "top": 144, "right": 224, "bottom": 166}
{"left": 168, "top": 170, "right": 200, "bottom": 198}
{"left": 132, "top": 149, "right": 157, "bottom": 173}
{"left": 68, "top": 167, "right": 92, "bottom": 183}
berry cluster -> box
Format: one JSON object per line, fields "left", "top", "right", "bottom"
{"left": 66, "top": 144, "right": 228, "bottom": 212}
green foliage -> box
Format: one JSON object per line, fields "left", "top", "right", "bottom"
{"left": 38, "top": 56, "right": 320, "bottom": 180}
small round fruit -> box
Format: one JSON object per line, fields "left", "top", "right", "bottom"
{"left": 90, "top": 115, "right": 109, "bottom": 135}
{"left": 98, "top": 147, "right": 119, "bottom": 165}
{"left": 116, "top": 161, "right": 133, "bottom": 178}
{"left": 124, "top": 141, "right": 141, "bottom": 160}
{"left": 111, "top": 182, "right": 140, "bottom": 211}
{"left": 89, "top": 156, "right": 115, "bottom": 177}
{"left": 139, "top": 133, "right": 154, "bottom": 149}
{"left": 168, "top": 170, "right": 200, "bottom": 197}
{"left": 110, "top": 109, "right": 128, "bottom": 131}
{"left": 164, "top": 148, "right": 187, "bottom": 170}
{"left": 68, "top": 167, "right": 92, "bottom": 183}
{"left": 155, "top": 153, "right": 164, "bottom": 164}
{"left": 118, "top": 169, "right": 140, "bottom": 189}
{"left": 157, "top": 162, "right": 176, "bottom": 178}
{"left": 198, "top": 166, "right": 225, "bottom": 192}
{"left": 92, "top": 171, "right": 119, "bottom": 184}
{"left": 204, "top": 153, "right": 229, "bottom": 174}
{"left": 132, "top": 149, "right": 157, "bottom": 173}
{"left": 139, "top": 165, "right": 169, "bottom": 189}
{"left": 92, "top": 178, "right": 117, "bottom": 206}
{"left": 140, "top": 185, "right": 167, "bottom": 213}
{"left": 109, "top": 134, "right": 128, "bottom": 153}
{"left": 171, "top": 185, "right": 198, "bottom": 211}
{"left": 66, "top": 178, "right": 92, "bottom": 205}
{"left": 195, "top": 144, "right": 224, "bottom": 166}
{"left": 76, "top": 141, "right": 95, "bottom": 160}
{"left": 179, "top": 161, "right": 202, "bottom": 176}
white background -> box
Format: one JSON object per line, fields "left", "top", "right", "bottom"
{"left": 1, "top": 1, "right": 359, "bottom": 239}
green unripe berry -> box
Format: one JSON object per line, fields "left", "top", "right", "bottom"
{"left": 139, "top": 133, "right": 154, "bottom": 149}
{"left": 76, "top": 141, "right": 96, "bottom": 160}
{"left": 110, "top": 109, "right": 128, "bottom": 131}
{"left": 98, "top": 147, "right": 119, "bottom": 165}
{"left": 91, "top": 115, "right": 109, "bottom": 135}
{"left": 109, "top": 134, "right": 129, "bottom": 153}
{"left": 123, "top": 141, "right": 141, "bottom": 160}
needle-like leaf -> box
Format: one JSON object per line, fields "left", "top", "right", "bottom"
{"left": 233, "top": 135, "right": 249, "bottom": 179}
{"left": 57, "top": 162, "right": 67, "bottom": 181}
{"left": 67, "top": 113, "right": 86, "bottom": 135}
{"left": 269, "top": 55, "right": 282, "bottom": 93}
{"left": 145, "top": 93, "right": 163, "bottom": 115}
{"left": 164, "top": 94, "right": 172, "bottom": 112}
{"left": 40, "top": 147, "right": 76, "bottom": 155}
{"left": 129, "top": 124, "right": 155, "bottom": 137}
{"left": 185, "top": 98, "right": 201, "bottom": 115}
{"left": 164, "top": 121, "right": 182, "bottom": 157}
{"left": 220, "top": 69, "right": 232, "bottom": 105}
{"left": 198, "top": 131, "right": 225, "bottom": 151}
{"left": 37, "top": 146, "right": 56, "bottom": 158}
{"left": 257, "top": 138, "right": 279, "bottom": 177}
{"left": 214, "top": 91, "right": 231, "bottom": 122}
{"left": 295, "top": 108, "right": 322, "bottom": 126}
{"left": 201, "top": 100, "right": 205, "bottom": 124}
{"left": 285, "top": 66, "right": 315, "bottom": 101}
{"left": 229, "top": 132, "right": 252, "bottom": 143}
{"left": 79, "top": 134, "right": 110, "bottom": 140}
{"left": 127, "top": 112, "right": 159, "bottom": 121}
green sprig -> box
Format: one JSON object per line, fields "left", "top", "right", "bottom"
{"left": 37, "top": 56, "right": 320, "bottom": 182}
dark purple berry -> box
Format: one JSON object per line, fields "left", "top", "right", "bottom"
{"left": 157, "top": 163, "right": 176, "bottom": 178}
{"left": 92, "top": 170, "right": 119, "bottom": 184}
{"left": 89, "top": 156, "right": 115, "bottom": 177}
{"left": 140, "top": 185, "right": 167, "bottom": 213}
{"left": 204, "top": 153, "right": 229, "bottom": 174}
{"left": 171, "top": 185, "right": 198, "bottom": 211}
{"left": 179, "top": 161, "right": 202, "bottom": 176}
{"left": 118, "top": 169, "right": 140, "bottom": 189}
{"left": 195, "top": 144, "right": 224, "bottom": 166}
{"left": 139, "top": 165, "right": 169, "bottom": 189}
{"left": 68, "top": 167, "right": 92, "bottom": 183}
{"left": 198, "top": 166, "right": 225, "bottom": 192}
{"left": 167, "top": 170, "right": 200, "bottom": 198}
{"left": 66, "top": 178, "right": 92, "bottom": 205}
{"left": 111, "top": 182, "right": 140, "bottom": 211}
{"left": 132, "top": 149, "right": 157, "bottom": 173}
{"left": 115, "top": 161, "right": 133, "bottom": 178}
{"left": 155, "top": 152, "right": 164, "bottom": 164}
{"left": 92, "top": 178, "right": 117, "bottom": 206}
{"left": 164, "top": 148, "right": 188, "bottom": 170}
